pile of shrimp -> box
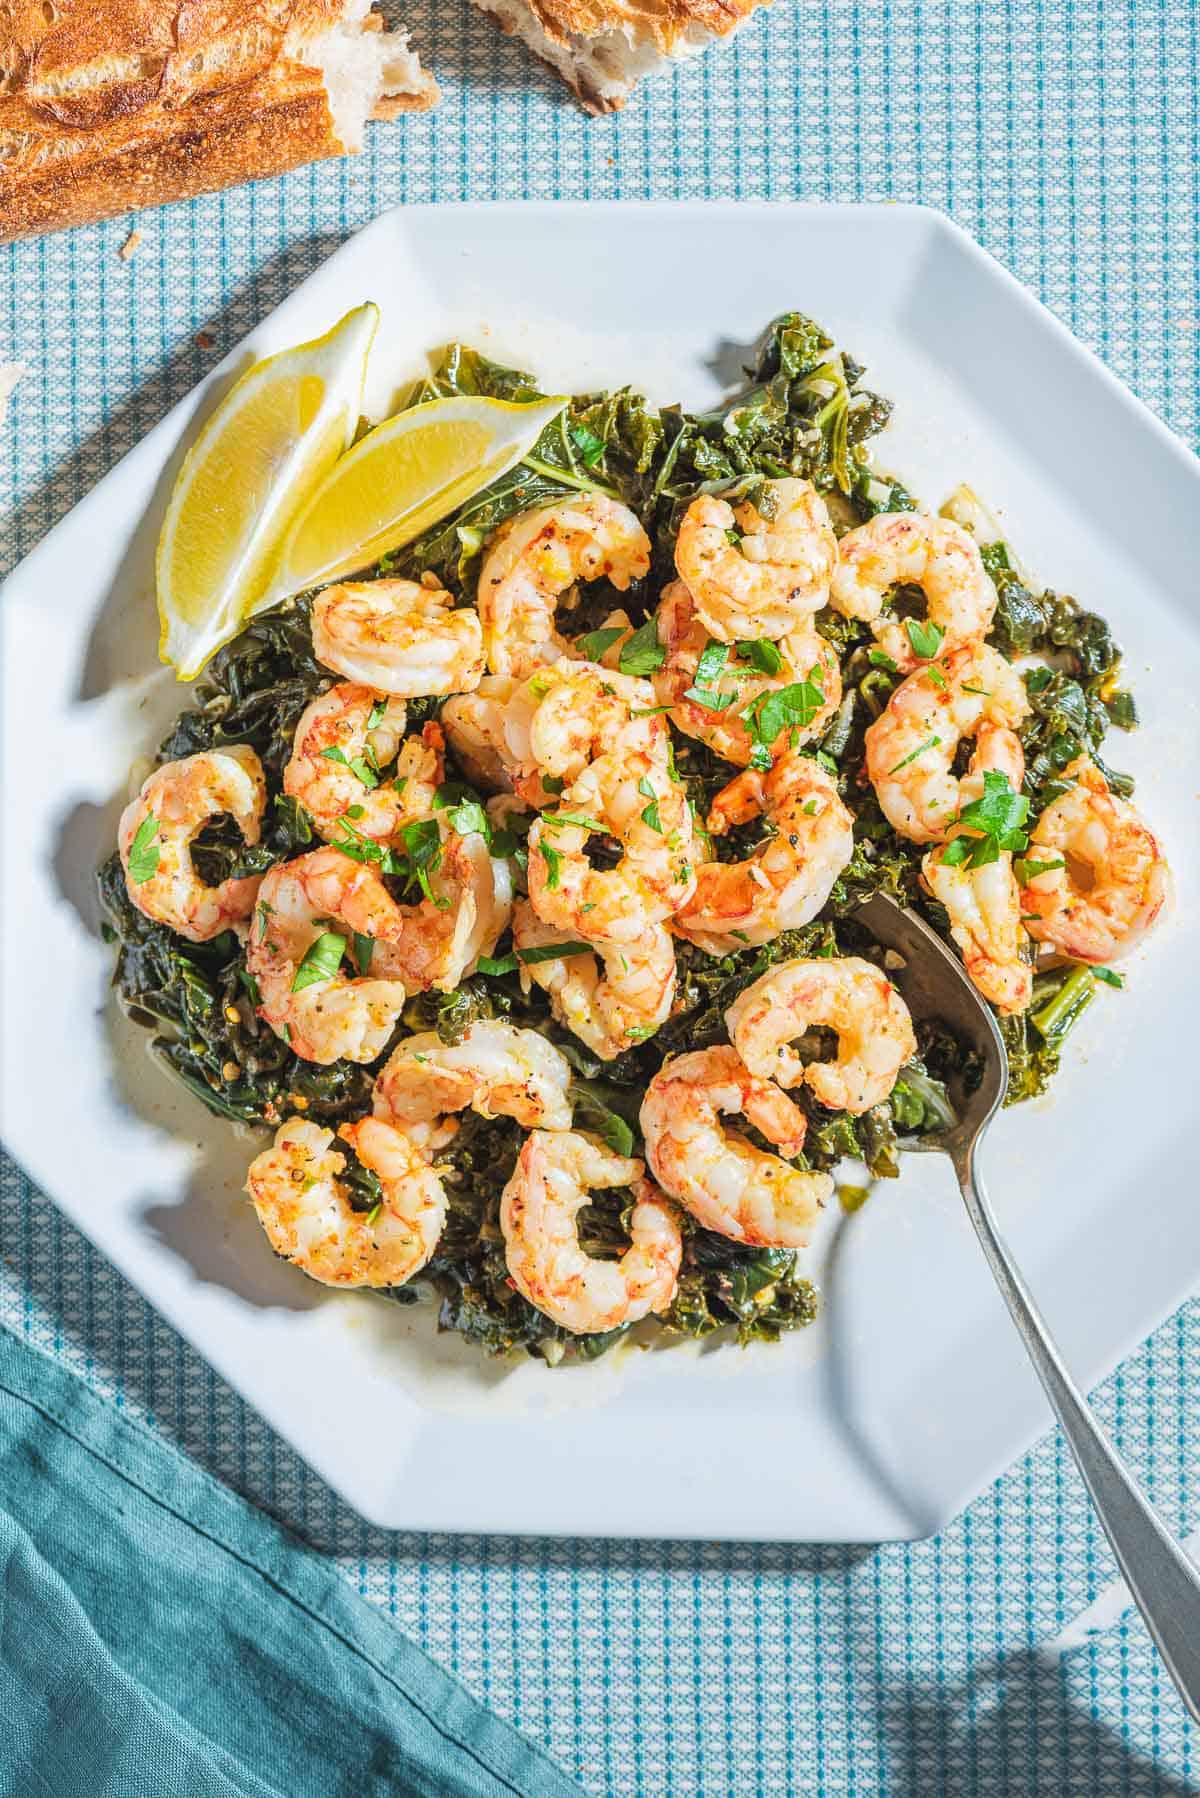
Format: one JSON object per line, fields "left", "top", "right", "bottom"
{"left": 119, "top": 467, "right": 1171, "bottom": 1346}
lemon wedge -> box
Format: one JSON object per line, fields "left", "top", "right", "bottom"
{"left": 156, "top": 303, "right": 378, "bottom": 679}
{"left": 266, "top": 392, "right": 568, "bottom": 602}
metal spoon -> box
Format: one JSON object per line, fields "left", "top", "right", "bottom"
{"left": 856, "top": 891, "right": 1200, "bottom": 1721}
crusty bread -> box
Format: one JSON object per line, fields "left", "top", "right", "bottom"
{"left": 469, "top": 0, "right": 767, "bottom": 111}
{"left": 0, "top": 0, "right": 437, "bottom": 242}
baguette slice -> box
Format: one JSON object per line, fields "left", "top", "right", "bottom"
{"left": 468, "top": 0, "right": 767, "bottom": 112}
{"left": 0, "top": 0, "right": 438, "bottom": 243}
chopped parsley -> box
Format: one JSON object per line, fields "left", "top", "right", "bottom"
{"left": 940, "top": 772, "right": 1031, "bottom": 869}
{"left": 683, "top": 639, "right": 739, "bottom": 712}
{"left": 291, "top": 931, "right": 347, "bottom": 993}
{"left": 577, "top": 624, "right": 625, "bottom": 662}
{"left": 741, "top": 669, "right": 826, "bottom": 768}
{"left": 888, "top": 733, "right": 942, "bottom": 775}
{"left": 434, "top": 784, "right": 490, "bottom": 839}
{"left": 638, "top": 774, "right": 662, "bottom": 833}
{"left": 542, "top": 810, "right": 606, "bottom": 833}
{"left": 398, "top": 818, "right": 447, "bottom": 903}
{"left": 905, "top": 617, "right": 945, "bottom": 660}
{"left": 318, "top": 745, "right": 378, "bottom": 788}
{"left": 1013, "top": 855, "right": 1066, "bottom": 882}
{"left": 478, "top": 940, "right": 593, "bottom": 975}
{"left": 518, "top": 940, "right": 592, "bottom": 966}
{"left": 476, "top": 952, "right": 518, "bottom": 976}
{"left": 126, "top": 814, "right": 161, "bottom": 885}
{"left": 736, "top": 638, "right": 784, "bottom": 675}
{"left": 570, "top": 422, "right": 607, "bottom": 467}
{"left": 618, "top": 619, "right": 665, "bottom": 677}
{"left": 694, "top": 640, "right": 730, "bottom": 688}
{"left": 539, "top": 841, "right": 564, "bottom": 889}
{"left": 684, "top": 684, "right": 738, "bottom": 712}
{"left": 331, "top": 817, "right": 399, "bottom": 872}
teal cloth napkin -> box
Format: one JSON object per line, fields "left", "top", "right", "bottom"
{"left": 0, "top": 1325, "right": 582, "bottom": 1798}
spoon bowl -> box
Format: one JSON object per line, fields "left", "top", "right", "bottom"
{"left": 855, "top": 890, "right": 1007, "bottom": 1152}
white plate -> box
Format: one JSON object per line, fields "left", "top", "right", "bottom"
{"left": 3, "top": 202, "right": 1198, "bottom": 1541}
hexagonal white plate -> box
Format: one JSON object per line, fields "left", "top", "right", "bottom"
{"left": 3, "top": 202, "right": 1197, "bottom": 1539}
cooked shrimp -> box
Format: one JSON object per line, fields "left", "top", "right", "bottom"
{"left": 478, "top": 495, "right": 651, "bottom": 677}
{"left": 441, "top": 675, "right": 542, "bottom": 800}
{"left": 922, "top": 848, "right": 1032, "bottom": 1014}
{"left": 500, "top": 1131, "right": 682, "bottom": 1334}
{"left": 373, "top": 1020, "right": 573, "bottom": 1154}
{"left": 527, "top": 747, "right": 695, "bottom": 941}
{"left": 442, "top": 662, "right": 658, "bottom": 807}
{"left": 673, "top": 478, "right": 837, "bottom": 643}
{"left": 118, "top": 745, "right": 266, "bottom": 943}
{"left": 379, "top": 822, "right": 514, "bottom": 995}
{"left": 526, "top": 661, "right": 662, "bottom": 784}
{"left": 390, "top": 721, "right": 448, "bottom": 827}
{"left": 726, "top": 957, "right": 917, "bottom": 1113}
{"left": 829, "top": 512, "right": 996, "bottom": 670}
{"left": 639, "top": 1047, "right": 832, "bottom": 1248}
{"left": 1018, "top": 755, "right": 1172, "bottom": 963}
{"left": 245, "top": 1116, "right": 445, "bottom": 1289}
{"left": 246, "top": 848, "right": 411, "bottom": 1064}
{"left": 673, "top": 753, "right": 854, "bottom": 956}
{"left": 513, "top": 900, "right": 675, "bottom": 1060}
{"left": 284, "top": 683, "right": 410, "bottom": 843}
{"left": 311, "top": 578, "right": 484, "bottom": 695}
{"left": 921, "top": 732, "right": 1033, "bottom": 1013}
{"left": 652, "top": 580, "right": 842, "bottom": 766}
{"left": 864, "top": 643, "right": 1029, "bottom": 845}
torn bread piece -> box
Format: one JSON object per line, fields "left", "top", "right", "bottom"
{"left": 469, "top": 0, "right": 768, "bottom": 112}
{"left": 0, "top": 0, "right": 438, "bottom": 243}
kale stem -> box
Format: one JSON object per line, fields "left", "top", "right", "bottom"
{"left": 519, "top": 455, "right": 621, "bottom": 501}
{"left": 894, "top": 1063, "right": 959, "bottom": 1132}
{"left": 1031, "top": 965, "right": 1096, "bottom": 1041}
{"left": 651, "top": 421, "right": 688, "bottom": 500}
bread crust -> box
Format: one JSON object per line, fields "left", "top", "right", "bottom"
{"left": 518, "top": 0, "right": 762, "bottom": 55}
{"left": 0, "top": 0, "right": 436, "bottom": 242}
{"left": 473, "top": 0, "right": 766, "bottom": 111}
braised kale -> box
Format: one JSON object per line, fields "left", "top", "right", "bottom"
{"left": 98, "top": 311, "right": 1137, "bottom": 1361}
{"left": 387, "top": 311, "right": 899, "bottom": 603}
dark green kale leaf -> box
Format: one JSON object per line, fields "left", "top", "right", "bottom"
{"left": 156, "top": 596, "right": 325, "bottom": 781}
{"left": 661, "top": 1236, "right": 818, "bottom": 1346}
{"left": 99, "top": 310, "right": 1138, "bottom": 1368}
{"left": 97, "top": 852, "right": 374, "bottom": 1128}
{"left": 983, "top": 543, "right": 1120, "bottom": 676}
{"left": 402, "top": 977, "right": 499, "bottom": 1045}
{"left": 1020, "top": 668, "right": 1133, "bottom": 800}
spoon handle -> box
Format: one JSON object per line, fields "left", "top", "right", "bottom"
{"left": 955, "top": 1141, "right": 1200, "bottom": 1721}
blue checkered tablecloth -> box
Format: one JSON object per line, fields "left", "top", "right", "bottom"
{"left": 2, "top": 3, "right": 1197, "bottom": 1792}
